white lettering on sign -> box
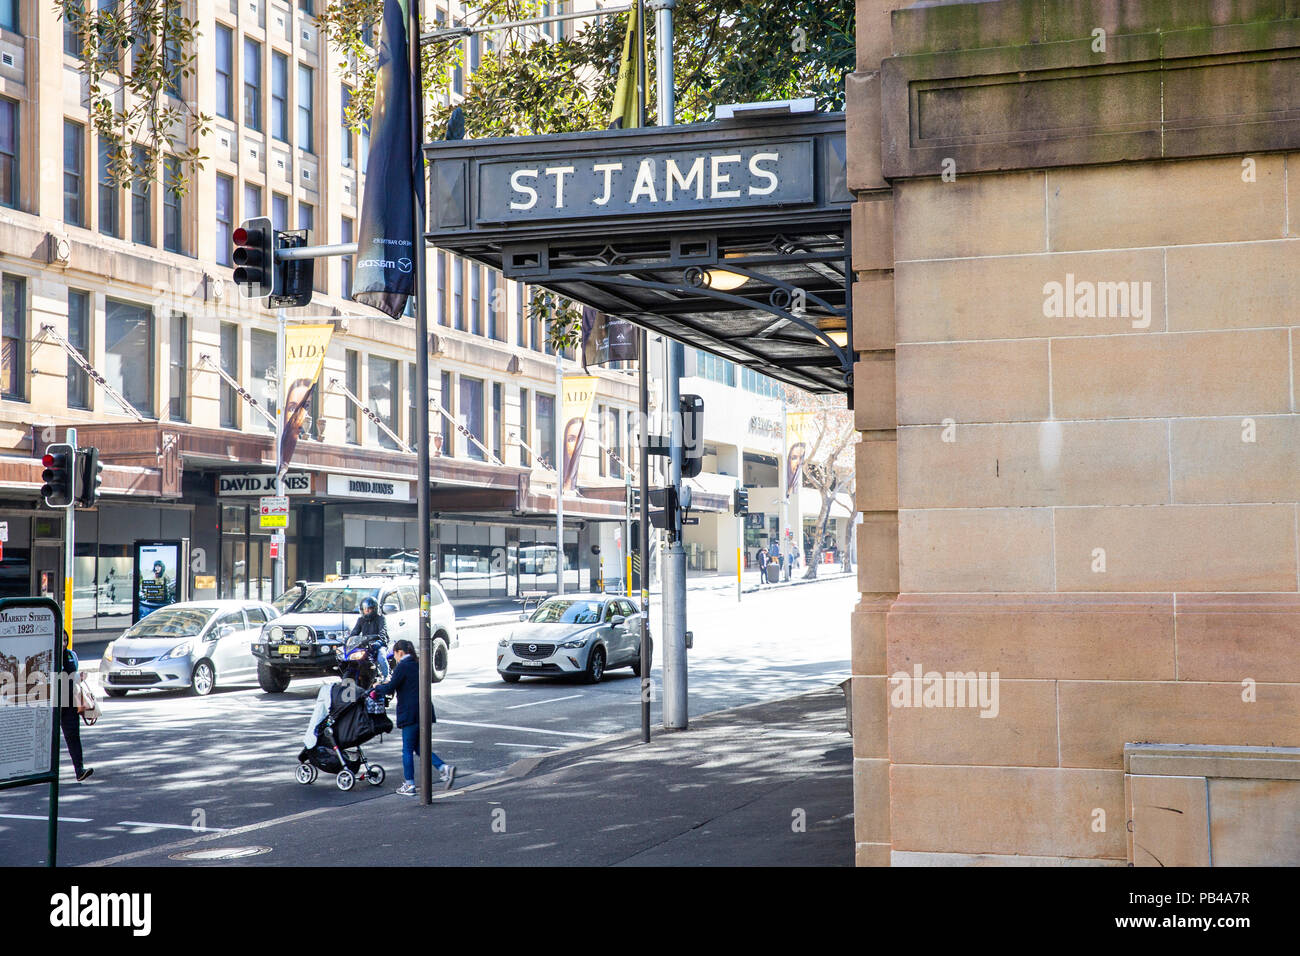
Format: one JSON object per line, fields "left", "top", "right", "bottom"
{"left": 509, "top": 169, "right": 539, "bottom": 210}
{"left": 218, "top": 473, "right": 311, "bottom": 495}
{"left": 325, "top": 473, "right": 411, "bottom": 502}
{"left": 666, "top": 157, "right": 704, "bottom": 201}
{"left": 593, "top": 162, "right": 622, "bottom": 205}
{"left": 749, "top": 152, "right": 780, "bottom": 196}
{"left": 710, "top": 154, "right": 743, "bottom": 199}
{"left": 544, "top": 166, "right": 576, "bottom": 209}
{"left": 630, "top": 158, "right": 657, "bottom": 204}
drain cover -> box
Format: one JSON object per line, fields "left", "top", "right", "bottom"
{"left": 169, "top": 845, "right": 272, "bottom": 861}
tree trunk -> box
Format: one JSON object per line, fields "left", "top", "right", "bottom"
{"left": 803, "top": 487, "right": 835, "bottom": 579}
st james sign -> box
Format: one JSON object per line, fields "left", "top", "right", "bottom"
{"left": 478, "top": 140, "right": 814, "bottom": 222}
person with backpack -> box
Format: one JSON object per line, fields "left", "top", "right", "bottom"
{"left": 369, "top": 639, "right": 454, "bottom": 795}
{"left": 755, "top": 546, "right": 768, "bottom": 587}
{"left": 58, "top": 632, "right": 94, "bottom": 782}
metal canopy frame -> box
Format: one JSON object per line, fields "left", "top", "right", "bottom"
{"left": 423, "top": 112, "right": 854, "bottom": 395}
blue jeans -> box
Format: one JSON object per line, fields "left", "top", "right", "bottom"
{"left": 400, "top": 723, "right": 445, "bottom": 785}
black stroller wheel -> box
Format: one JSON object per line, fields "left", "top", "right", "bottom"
{"left": 366, "top": 765, "right": 386, "bottom": 786}
{"left": 295, "top": 763, "right": 317, "bottom": 785}
{"left": 336, "top": 769, "right": 356, "bottom": 791}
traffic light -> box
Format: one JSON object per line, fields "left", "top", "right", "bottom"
{"left": 680, "top": 394, "right": 703, "bottom": 479}
{"left": 40, "top": 443, "right": 75, "bottom": 508}
{"left": 232, "top": 216, "right": 274, "bottom": 298}
{"left": 75, "top": 446, "right": 103, "bottom": 507}
{"left": 733, "top": 486, "right": 749, "bottom": 515}
{"left": 271, "top": 229, "right": 314, "bottom": 308}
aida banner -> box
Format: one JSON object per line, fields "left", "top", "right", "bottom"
{"left": 278, "top": 323, "right": 333, "bottom": 479}
{"left": 785, "top": 411, "right": 816, "bottom": 499}
{"left": 560, "top": 375, "right": 598, "bottom": 493}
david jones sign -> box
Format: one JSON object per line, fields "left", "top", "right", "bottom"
{"left": 477, "top": 140, "right": 814, "bottom": 222}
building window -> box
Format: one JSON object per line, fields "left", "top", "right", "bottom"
{"left": 64, "top": 0, "right": 84, "bottom": 57}
{"left": 104, "top": 299, "right": 153, "bottom": 417}
{"left": 163, "top": 156, "right": 182, "bottom": 253}
{"left": 244, "top": 183, "right": 262, "bottom": 221}
{"left": 243, "top": 37, "right": 261, "bottom": 132}
{"left": 359, "top": 107, "right": 370, "bottom": 175}
{"left": 452, "top": 21, "right": 463, "bottom": 94}
{"left": 515, "top": 284, "right": 526, "bottom": 346}
{"left": 64, "top": 121, "right": 85, "bottom": 226}
{"left": 169, "top": 312, "right": 188, "bottom": 421}
{"left": 695, "top": 348, "right": 735, "bottom": 387}
{"left": 469, "top": 266, "right": 481, "bottom": 336}
{"left": 439, "top": 370, "right": 452, "bottom": 454}
{"left": 367, "top": 355, "right": 397, "bottom": 449}
{"left": 97, "top": 138, "right": 118, "bottom": 237}
{"left": 345, "top": 349, "right": 361, "bottom": 444}
{"left": 341, "top": 217, "right": 354, "bottom": 298}
{"left": 219, "top": 321, "right": 238, "bottom": 427}
{"left": 298, "top": 201, "right": 312, "bottom": 234}
{"left": 271, "top": 52, "right": 288, "bottom": 142}
{"left": 435, "top": 253, "right": 447, "bottom": 326}
{"left": 130, "top": 145, "right": 151, "bottom": 246}
{"left": 487, "top": 270, "right": 500, "bottom": 340}
{"left": 272, "top": 192, "right": 288, "bottom": 233}
{"left": 297, "top": 64, "right": 314, "bottom": 153}
{"left": 341, "top": 86, "right": 354, "bottom": 167}
{"left": 67, "top": 290, "right": 90, "bottom": 409}
{"left": 250, "top": 329, "right": 276, "bottom": 433}
{"left": 163, "top": 33, "right": 182, "bottom": 99}
{"left": 537, "top": 392, "right": 555, "bottom": 470}
{"left": 215, "top": 174, "right": 233, "bottom": 266}
{"left": 0, "top": 0, "right": 16, "bottom": 34}
{"left": 298, "top": 0, "right": 313, "bottom": 16}
{"left": 598, "top": 405, "right": 609, "bottom": 477}
{"left": 452, "top": 259, "right": 463, "bottom": 331}
{"left": 1, "top": 275, "right": 25, "bottom": 402}
{"left": 407, "top": 363, "right": 417, "bottom": 446}
{"left": 215, "top": 24, "right": 233, "bottom": 119}
{"left": 518, "top": 387, "right": 530, "bottom": 466}
{"left": 0, "top": 97, "right": 16, "bottom": 210}
{"left": 492, "top": 382, "right": 503, "bottom": 462}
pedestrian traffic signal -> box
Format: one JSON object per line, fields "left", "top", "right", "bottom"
{"left": 75, "top": 446, "right": 103, "bottom": 507}
{"left": 733, "top": 486, "right": 749, "bottom": 515}
{"left": 232, "top": 216, "right": 274, "bottom": 298}
{"left": 270, "top": 229, "right": 314, "bottom": 308}
{"left": 40, "top": 443, "right": 75, "bottom": 508}
{"left": 680, "top": 394, "right": 703, "bottom": 479}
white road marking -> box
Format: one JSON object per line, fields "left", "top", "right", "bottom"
{"left": 437, "top": 718, "right": 601, "bottom": 739}
{"left": 504, "top": 694, "right": 582, "bottom": 710}
{"left": 494, "top": 743, "right": 556, "bottom": 750}
{"left": 116, "top": 820, "right": 230, "bottom": 832}
{"left": 0, "top": 813, "right": 94, "bottom": 823}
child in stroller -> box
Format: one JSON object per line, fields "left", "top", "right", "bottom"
{"left": 296, "top": 678, "right": 394, "bottom": 791}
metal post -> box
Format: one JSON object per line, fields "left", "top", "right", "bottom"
{"left": 274, "top": 309, "right": 286, "bottom": 599}
{"left": 638, "top": 329, "right": 651, "bottom": 743}
{"left": 410, "top": 0, "right": 434, "bottom": 807}
{"left": 649, "top": 0, "right": 674, "bottom": 126}
{"left": 778, "top": 388, "right": 788, "bottom": 581}
{"left": 53, "top": 425, "right": 76, "bottom": 866}
{"left": 625, "top": 470, "right": 632, "bottom": 596}
{"left": 555, "top": 350, "right": 564, "bottom": 595}
{"left": 62, "top": 428, "right": 76, "bottom": 644}
{"left": 736, "top": 478, "right": 742, "bottom": 603}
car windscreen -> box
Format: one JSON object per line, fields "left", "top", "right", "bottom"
{"left": 272, "top": 587, "right": 305, "bottom": 613}
{"left": 529, "top": 600, "right": 603, "bottom": 625}
{"left": 296, "top": 587, "right": 378, "bottom": 614}
{"left": 122, "top": 607, "right": 213, "bottom": 639}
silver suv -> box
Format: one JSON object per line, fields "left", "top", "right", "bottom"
{"left": 251, "top": 576, "right": 457, "bottom": 692}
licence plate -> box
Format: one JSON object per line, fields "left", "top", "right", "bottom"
{"left": 278, "top": 645, "right": 300, "bottom": 656}
{"left": 119, "top": 668, "right": 142, "bottom": 676}
{"left": 522, "top": 660, "right": 543, "bottom": 667}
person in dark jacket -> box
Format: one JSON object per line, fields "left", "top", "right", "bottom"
{"left": 58, "top": 632, "right": 93, "bottom": 782}
{"left": 369, "top": 639, "right": 454, "bottom": 794}
{"left": 347, "top": 595, "right": 390, "bottom": 681}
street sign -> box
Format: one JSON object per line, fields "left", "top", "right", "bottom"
{"left": 682, "top": 516, "right": 700, "bottom": 525}
{"left": 0, "top": 598, "right": 61, "bottom": 787}
{"left": 259, "top": 495, "right": 290, "bottom": 528}
{"left": 0, "top": 521, "right": 8, "bottom": 542}
{"left": 269, "top": 540, "right": 280, "bottom": 560}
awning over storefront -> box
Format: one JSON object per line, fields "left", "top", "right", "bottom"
{"left": 425, "top": 111, "right": 854, "bottom": 396}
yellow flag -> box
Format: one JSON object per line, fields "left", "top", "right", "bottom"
{"left": 608, "top": 7, "right": 642, "bottom": 130}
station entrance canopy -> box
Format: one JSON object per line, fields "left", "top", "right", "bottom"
{"left": 424, "top": 112, "right": 854, "bottom": 395}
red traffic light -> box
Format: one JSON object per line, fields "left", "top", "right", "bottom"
{"left": 42, "top": 453, "right": 55, "bottom": 467}
{"left": 233, "top": 226, "right": 249, "bottom": 245}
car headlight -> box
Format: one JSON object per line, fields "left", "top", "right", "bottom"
{"left": 294, "top": 625, "right": 313, "bottom": 643}
{"left": 560, "top": 635, "right": 589, "bottom": 649}
{"left": 269, "top": 626, "right": 284, "bottom": 643}
{"left": 164, "top": 642, "right": 193, "bottom": 659}
{"left": 498, "top": 638, "right": 509, "bottom": 647}
{"left": 103, "top": 642, "right": 115, "bottom": 662}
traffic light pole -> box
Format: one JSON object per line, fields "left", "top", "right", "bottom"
{"left": 638, "top": 329, "right": 651, "bottom": 744}
{"left": 63, "top": 428, "right": 76, "bottom": 646}
{"left": 736, "top": 479, "right": 743, "bottom": 604}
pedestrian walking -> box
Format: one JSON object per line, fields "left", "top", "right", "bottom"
{"left": 755, "top": 546, "right": 768, "bottom": 586}
{"left": 369, "top": 639, "right": 455, "bottom": 794}
{"left": 58, "top": 632, "right": 94, "bottom": 783}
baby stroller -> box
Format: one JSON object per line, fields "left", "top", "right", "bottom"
{"left": 296, "top": 680, "right": 394, "bottom": 791}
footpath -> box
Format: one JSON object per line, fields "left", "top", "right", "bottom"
{"left": 85, "top": 687, "right": 854, "bottom": 867}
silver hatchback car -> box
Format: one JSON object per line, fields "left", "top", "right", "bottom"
{"left": 100, "top": 600, "right": 278, "bottom": 697}
{"left": 497, "top": 596, "right": 648, "bottom": 684}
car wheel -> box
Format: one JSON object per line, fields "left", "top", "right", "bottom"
{"left": 584, "top": 646, "right": 606, "bottom": 684}
{"left": 104, "top": 688, "right": 128, "bottom": 698}
{"left": 500, "top": 672, "right": 521, "bottom": 683}
{"left": 190, "top": 660, "right": 215, "bottom": 697}
{"left": 631, "top": 637, "right": 653, "bottom": 677}
{"left": 431, "top": 635, "right": 449, "bottom": 683}
{"left": 257, "top": 662, "right": 291, "bottom": 693}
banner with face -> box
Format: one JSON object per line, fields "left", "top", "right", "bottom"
{"left": 278, "top": 323, "right": 333, "bottom": 479}
{"left": 561, "top": 375, "right": 599, "bottom": 493}
{"left": 785, "top": 411, "right": 816, "bottom": 499}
